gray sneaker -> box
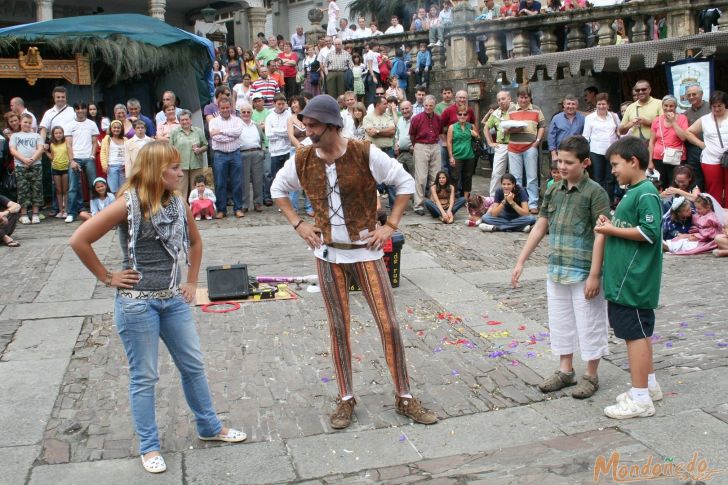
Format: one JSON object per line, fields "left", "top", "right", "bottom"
{"left": 572, "top": 375, "right": 599, "bottom": 399}
{"left": 538, "top": 370, "right": 576, "bottom": 392}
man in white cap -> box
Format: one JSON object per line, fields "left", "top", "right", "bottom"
{"left": 271, "top": 95, "right": 438, "bottom": 430}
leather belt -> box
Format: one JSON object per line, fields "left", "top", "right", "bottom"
{"left": 118, "top": 288, "right": 180, "bottom": 300}
{"left": 241, "top": 147, "right": 261, "bottom": 152}
{"left": 326, "top": 242, "right": 368, "bottom": 250}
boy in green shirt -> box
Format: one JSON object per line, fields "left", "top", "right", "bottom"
{"left": 513, "top": 136, "right": 610, "bottom": 399}
{"left": 595, "top": 136, "right": 663, "bottom": 420}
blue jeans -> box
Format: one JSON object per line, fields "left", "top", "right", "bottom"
{"left": 106, "top": 164, "right": 126, "bottom": 193}
{"left": 424, "top": 197, "right": 466, "bottom": 218}
{"left": 114, "top": 295, "right": 222, "bottom": 454}
{"left": 482, "top": 213, "right": 536, "bottom": 231}
{"left": 263, "top": 151, "right": 273, "bottom": 203}
{"left": 213, "top": 150, "right": 243, "bottom": 213}
{"left": 266, "top": 153, "right": 290, "bottom": 203}
{"left": 68, "top": 158, "right": 96, "bottom": 217}
{"left": 289, "top": 191, "right": 313, "bottom": 213}
{"left": 507, "top": 147, "right": 540, "bottom": 209}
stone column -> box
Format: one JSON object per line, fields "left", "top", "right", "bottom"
{"left": 149, "top": 0, "right": 166, "bottom": 21}
{"left": 36, "top": 0, "right": 53, "bottom": 21}
{"left": 448, "top": 4, "right": 477, "bottom": 69}
{"left": 305, "top": 8, "right": 326, "bottom": 47}
{"left": 596, "top": 21, "right": 614, "bottom": 46}
{"left": 247, "top": 6, "right": 268, "bottom": 43}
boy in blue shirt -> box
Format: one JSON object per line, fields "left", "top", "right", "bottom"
{"left": 414, "top": 42, "right": 432, "bottom": 89}
{"left": 595, "top": 136, "right": 664, "bottom": 420}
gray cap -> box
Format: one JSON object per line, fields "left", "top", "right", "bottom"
{"left": 297, "top": 94, "right": 343, "bottom": 128}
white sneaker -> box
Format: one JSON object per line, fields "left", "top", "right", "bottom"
{"left": 19, "top": 215, "right": 30, "bottom": 225}
{"left": 604, "top": 393, "right": 655, "bottom": 419}
{"left": 427, "top": 42, "right": 435, "bottom": 47}
{"left": 31, "top": 214, "right": 40, "bottom": 224}
{"left": 205, "top": 215, "right": 212, "bottom": 220}
{"left": 479, "top": 223, "right": 495, "bottom": 232}
{"left": 522, "top": 225, "right": 531, "bottom": 233}
{"left": 64, "top": 215, "right": 74, "bottom": 223}
{"left": 617, "top": 383, "right": 663, "bottom": 403}
{"left": 435, "top": 41, "right": 443, "bottom": 46}
{"left": 195, "top": 216, "right": 201, "bottom": 221}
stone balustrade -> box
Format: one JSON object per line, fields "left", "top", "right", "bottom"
{"left": 344, "top": 0, "right": 728, "bottom": 74}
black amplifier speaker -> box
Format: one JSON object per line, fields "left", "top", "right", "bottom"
{"left": 206, "top": 264, "right": 250, "bottom": 301}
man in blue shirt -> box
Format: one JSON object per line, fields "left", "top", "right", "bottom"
{"left": 548, "top": 95, "right": 585, "bottom": 162}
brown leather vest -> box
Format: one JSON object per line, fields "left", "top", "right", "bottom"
{"left": 295, "top": 139, "right": 377, "bottom": 244}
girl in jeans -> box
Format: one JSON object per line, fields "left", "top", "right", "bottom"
{"left": 70, "top": 142, "right": 246, "bottom": 474}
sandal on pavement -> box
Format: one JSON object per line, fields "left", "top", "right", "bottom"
{"left": 141, "top": 454, "right": 167, "bottom": 474}
{"left": 571, "top": 375, "right": 599, "bottom": 399}
{"left": 4, "top": 240, "right": 20, "bottom": 247}
{"left": 199, "top": 428, "right": 247, "bottom": 443}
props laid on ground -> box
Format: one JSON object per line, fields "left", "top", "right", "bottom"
{"left": 195, "top": 283, "right": 299, "bottom": 307}
{"left": 256, "top": 275, "right": 320, "bottom": 293}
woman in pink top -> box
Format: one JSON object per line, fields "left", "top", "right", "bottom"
{"left": 155, "top": 105, "right": 180, "bottom": 143}
{"left": 648, "top": 95, "right": 689, "bottom": 189}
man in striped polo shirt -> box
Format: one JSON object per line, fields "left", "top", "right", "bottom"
{"left": 208, "top": 97, "right": 244, "bottom": 218}
{"left": 250, "top": 66, "right": 280, "bottom": 110}
{"left": 507, "top": 87, "right": 546, "bottom": 213}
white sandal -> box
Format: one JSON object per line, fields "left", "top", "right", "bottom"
{"left": 199, "top": 428, "right": 247, "bottom": 443}
{"left": 141, "top": 454, "right": 167, "bottom": 473}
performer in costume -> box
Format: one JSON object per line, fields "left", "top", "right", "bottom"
{"left": 271, "top": 95, "right": 438, "bottom": 429}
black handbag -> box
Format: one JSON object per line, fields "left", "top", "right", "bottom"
{"left": 1, "top": 167, "right": 16, "bottom": 193}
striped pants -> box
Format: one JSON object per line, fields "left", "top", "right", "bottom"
{"left": 316, "top": 257, "right": 410, "bottom": 398}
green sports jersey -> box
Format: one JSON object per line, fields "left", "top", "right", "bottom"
{"left": 603, "top": 179, "right": 663, "bottom": 309}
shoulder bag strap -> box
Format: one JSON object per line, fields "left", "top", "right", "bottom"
{"left": 658, "top": 117, "right": 666, "bottom": 147}
{"left": 715, "top": 115, "right": 724, "bottom": 149}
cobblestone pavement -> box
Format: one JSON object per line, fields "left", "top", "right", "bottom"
{"left": 2, "top": 174, "right": 728, "bottom": 484}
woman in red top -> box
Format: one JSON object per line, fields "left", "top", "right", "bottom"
{"left": 278, "top": 41, "right": 299, "bottom": 99}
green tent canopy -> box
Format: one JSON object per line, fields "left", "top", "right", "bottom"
{"left": 0, "top": 13, "right": 215, "bottom": 105}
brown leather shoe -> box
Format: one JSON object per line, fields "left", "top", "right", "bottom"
{"left": 215, "top": 211, "right": 225, "bottom": 219}
{"left": 330, "top": 397, "right": 356, "bottom": 429}
{"left": 254, "top": 204, "right": 263, "bottom": 212}
{"left": 235, "top": 210, "right": 245, "bottom": 218}
{"left": 395, "top": 396, "right": 438, "bottom": 425}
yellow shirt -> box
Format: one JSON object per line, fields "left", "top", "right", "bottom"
{"left": 50, "top": 142, "right": 70, "bottom": 171}
{"left": 620, "top": 97, "right": 663, "bottom": 141}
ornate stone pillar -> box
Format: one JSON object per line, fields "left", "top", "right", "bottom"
{"left": 566, "top": 24, "right": 586, "bottom": 50}
{"left": 149, "top": 0, "right": 166, "bottom": 21}
{"left": 430, "top": 45, "right": 446, "bottom": 69}
{"left": 484, "top": 33, "right": 502, "bottom": 63}
{"left": 512, "top": 31, "right": 530, "bottom": 58}
{"left": 247, "top": 6, "right": 268, "bottom": 43}
{"left": 596, "top": 21, "right": 614, "bottom": 46}
{"left": 540, "top": 27, "right": 558, "bottom": 54}
{"left": 631, "top": 16, "right": 648, "bottom": 42}
{"left": 448, "top": 3, "right": 477, "bottom": 69}
{"left": 36, "top": 0, "right": 53, "bottom": 21}
{"left": 305, "top": 8, "right": 326, "bottom": 47}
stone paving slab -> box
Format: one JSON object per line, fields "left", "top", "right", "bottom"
{"left": 618, "top": 409, "right": 728, "bottom": 467}
{"left": 1, "top": 317, "right": 83, "bottom": 362}
{"left": 404, "top": 406, "right": 563, "bottom": 459}
{"left": 0, "top": 445, "right": 39, "bottom": 485}
{"left": 0, "top": 299, "right": 114, "bottom": 321}
{"left": 35, "top": 278, "right": 98, "bottom": 303}
{"left": 286, "top": 426, "right": 423, "bottom": 479}
{"left": 29, "top": 453, "right": 183, "bottom": 485}
{"left": 184, "top": 441, "right": 296, "bottom": 484}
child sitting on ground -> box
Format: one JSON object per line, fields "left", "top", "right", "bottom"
{"left": 188, "top": 175, "right": 216, "bottom": 221}
{"left": 465, "top": 193, "right": 495, "bottom": 227}
{"left": 546, "top": 161, "right": 562, "bottom": 189}
{"left": 424, "top": 171, "right": 466, "bottom": 223}
{"left": 87, "top": 177, "right": 115, "bottom": 220}
{"left": 662, "top": 196, "right": 693, "bottom": 244}
{"left": 480, "top": 173, "right": 535, "bottom": 232}
{"left": 660, "top": 165, "right": 700, "bottom": 214}
{"left": 667, "top": 193, "right": 725, "bottom": 255}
